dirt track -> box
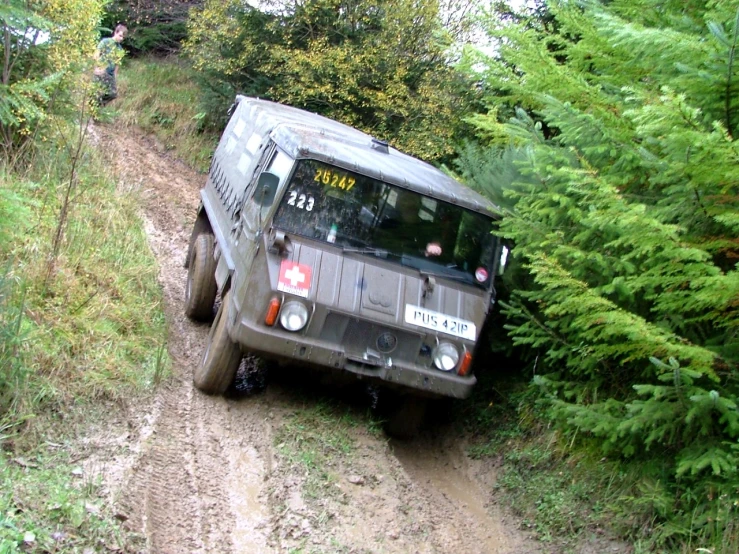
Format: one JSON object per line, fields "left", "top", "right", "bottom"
{"left": 89, "top": 124, "right": 543, "bottom": 554}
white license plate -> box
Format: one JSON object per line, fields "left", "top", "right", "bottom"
{"left": 404, "top": 305, "right": 476, "bottom": 341}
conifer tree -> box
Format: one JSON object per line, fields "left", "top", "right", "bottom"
{"left": 462, "top": 0, "right": 739, "bottom": 547}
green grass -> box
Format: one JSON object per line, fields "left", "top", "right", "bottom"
{"left": 2, "top": 138, "right": 170, "bottom": 411}
{"left": 274, "top": 400, "right": 373, "bottom": 554}
{"left": 0, "top": 269, "right": 30, "bottom": 427}
{"left": 0, "top": 446, "right": 145, "bottom": 553}
{"left": 479, "top": 428, "right": 631, "bottom": 544}
{"left": 274, "top": 401, "right": 358, "bottom": 501}
{"left": 1, "top": 115, "right": 169, "bottom": 550}
{"left": 115, "top": 56, "right": 219, "bottom": 172}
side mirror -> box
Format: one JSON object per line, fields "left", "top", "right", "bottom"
{"left": 498, "top": 245, "right": 509, "bottom": 276}
{"left": 256, "top": 172, "right": 279, "bottom": 208}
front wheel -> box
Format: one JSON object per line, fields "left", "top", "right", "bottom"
{"left": 194, "top": 289, "right": 241, "bottom": 394}
{"left": 185, "top": 233, "right": 217, "bottom": 321}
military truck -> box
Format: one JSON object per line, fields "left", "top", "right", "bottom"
{"left": 185, "top": 96, "right": 505, "bottom": 436}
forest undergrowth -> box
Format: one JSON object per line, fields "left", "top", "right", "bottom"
{"left": 1, "top": 105, "right": 169, "bottom": 552}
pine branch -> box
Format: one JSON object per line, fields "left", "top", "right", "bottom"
{"left": 725, "top": 9, "right": 739, "bottom": 138}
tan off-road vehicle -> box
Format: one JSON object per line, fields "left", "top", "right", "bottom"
{"left": 185, "top": 96, "right": 505, "bottom": 436}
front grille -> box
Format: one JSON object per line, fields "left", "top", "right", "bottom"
{"left": 320, "top": 313, "right": 422, "bottom": 363}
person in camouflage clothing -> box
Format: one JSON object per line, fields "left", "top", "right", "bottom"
{"left": 93, "top": 24, "right": 127, "bottom": 105}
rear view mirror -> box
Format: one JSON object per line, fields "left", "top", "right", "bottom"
{"left": 256, "top": 172, "right": 279, "bottom": 207}
{"left": 498, "top": 245, "right": 509, "bottom": 275}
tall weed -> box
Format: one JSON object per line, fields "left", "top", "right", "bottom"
{"left": 0, "top": 172, "right": 33, "bottom": 433}
{"left": 0, "top": 119, "right": 170, "bottom": 430}
{"left": 0, "top": 269, "right": 29, "bottom": 431}
{"left": 0, "top": 112, "right": 167, "bottom": 553}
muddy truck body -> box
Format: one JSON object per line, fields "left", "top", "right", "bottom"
{"left": 185, "top": 96, "right": 504, "bottom": 435}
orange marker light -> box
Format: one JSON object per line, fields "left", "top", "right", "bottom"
{"left": 457, "top": 352, "right": 473, "bottom": 376}
{"left": 264, "top": 297, "right": 281, "bottom": 326}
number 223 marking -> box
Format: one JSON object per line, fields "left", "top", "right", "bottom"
{"left": 314, "top": 168, "right": 355, "bottom": 191}
{"left": 287, "top": 191, "right": 314, "bottom": 211}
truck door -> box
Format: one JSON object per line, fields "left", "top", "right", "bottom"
{"left": 232, "top": 145, "right": 294, "bottom": 302}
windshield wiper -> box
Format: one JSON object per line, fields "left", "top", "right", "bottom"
{"left": 341, "top": 246, "right": 389, "bottom": 258}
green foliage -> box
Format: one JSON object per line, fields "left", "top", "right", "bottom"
{"left": 1, "top": 0, "right": 106, "bottom": 157}
{"left": 102, "top": 0, "right": 194, "bottom": 55}
{"left": 184, "top": 0, "right": 481, "bottom": 163}
{"left": 0, "top": 177, "right": 31, "bottom": 251}
{"left": 115, "top": 56, "right": 218, "bottom": 171}
{"left": 0, "top": 174, "right": 32, "bottom": 427}
{"left": 461, "top": 0, "right": 739, "bottom": 549}
{"left": 454, "top": 139, "right": 534, "bottom": 211}
{"left": 0, "top": 269, "right": 29, "bottom": 426}
{"left": 0, "top": 1, "right": 56, "bottom": 153}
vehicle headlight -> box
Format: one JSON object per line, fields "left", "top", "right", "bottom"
{"left": 432, "top": 342, "right": 459, "bottom": 371}
{"left": 279, "top": 301, "right": 309, "bottom": 332}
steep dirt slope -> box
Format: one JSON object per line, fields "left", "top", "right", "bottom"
{"left": 88, "top": 123, "right": 543, "bottom": 554}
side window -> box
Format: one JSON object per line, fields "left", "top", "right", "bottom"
{"left": 264, "top": 149, "right": 293, "bottom": 188}
{"left": 252, "top": 148, "right": 294, "bottom": 219}
{"left": 230, "top": 131, "right": 264, "bottom": 218}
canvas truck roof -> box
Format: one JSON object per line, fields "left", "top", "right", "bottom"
{"left": 234, "top": 96, "right": 499, "bottom": 218}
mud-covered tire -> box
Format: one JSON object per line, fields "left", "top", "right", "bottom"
{"left": 185, "top": 233, "right": 217, "bottom": 321}
{"left": 384, "top": 395, "right": 427, "bottom": 440}
{"left": 194, "top": 290, "right": 241, "bottom": 395}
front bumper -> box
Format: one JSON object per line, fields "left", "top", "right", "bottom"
{"left": 229, "top": 313, "right": 476, "bottom": 399}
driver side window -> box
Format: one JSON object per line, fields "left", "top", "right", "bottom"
{"left": 254, "top": 148, "right": 294, "bottom": 219}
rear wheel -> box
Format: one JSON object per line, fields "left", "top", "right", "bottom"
{"left": 194, "top": 289, "right": 241, "bottom": 394}
{"left": 185, "top": 233, "right": 217, "bottom": 321}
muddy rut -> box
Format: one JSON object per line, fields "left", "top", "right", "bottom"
{"left": 92, "top": 124, "right": 541, "bottom": 554}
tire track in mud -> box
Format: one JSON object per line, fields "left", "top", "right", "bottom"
{"left": 99, "top": 125, "right": 274, "bottom": 553}
{"left": 98, "top": 123, "right": 542, "bottom": 554}
{"left": 134, "top": 378, "right": 205, "bottom": 553}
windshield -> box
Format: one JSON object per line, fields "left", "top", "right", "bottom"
{"left": 271, "top": 159, "right": 497, "bottom": 287}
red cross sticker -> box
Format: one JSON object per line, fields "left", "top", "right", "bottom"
{"left": 277, "top": 261, "right": 312, "bottom": 298}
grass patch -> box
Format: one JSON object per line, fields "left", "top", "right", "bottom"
{"left": 273, "top": 398, "right": 372, "bottom": 554}
{"left": 480, "top": 427, "right": 632, "bottom": 543}
{"left": 465, "top": 392, "right": 639, "bottom": 550}
{"left": 115, "top": 56, "right": 219, "bottom": 172}
{"left": 0, "top": 269, "right": 30, "bottom": 426}
{"left": 1, "top": 445, "right": 145, "bottom": 552}
{"left": 274, "top": 401, "right": 357, "bottom": 501}
{"left": 2, "top": 142, "right": 170, "bottom": 415}
{"left": 1, "top": 116, "right": 169, "bottom": 550}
